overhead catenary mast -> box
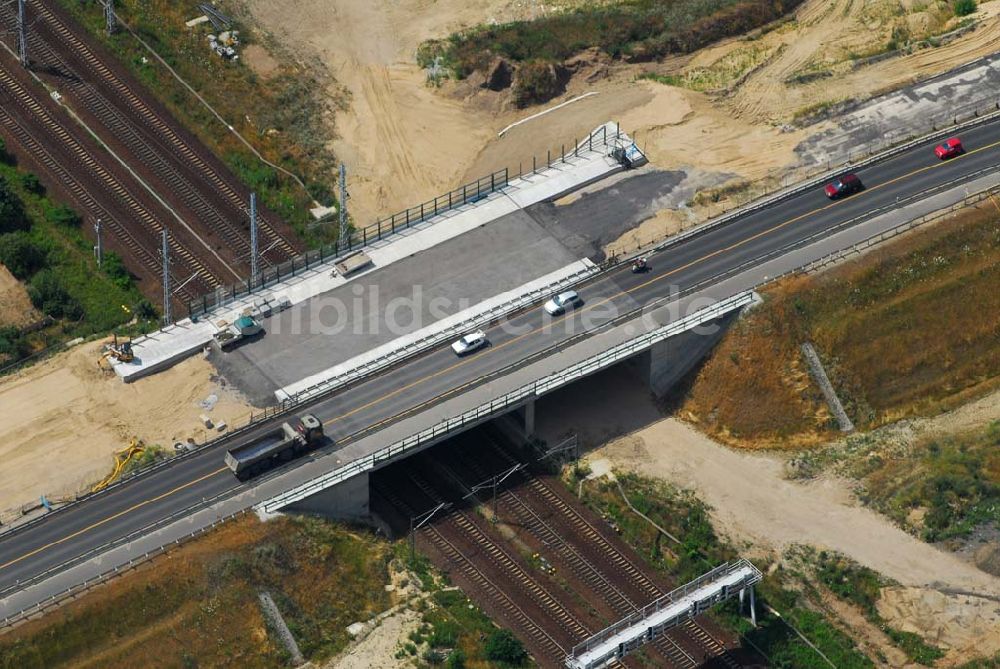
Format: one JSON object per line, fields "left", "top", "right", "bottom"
{"left": 161, "top": 230, "right": 171, "bottom": 325}
{"left": 17, "top": 0, "right": 27, "bottom": 66}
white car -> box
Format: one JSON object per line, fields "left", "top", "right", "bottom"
{"left": 544, "top": 290, "right": 582, "bottom": 316}
{"left": 451, "top": 330, "right": 489, "bottom": 356}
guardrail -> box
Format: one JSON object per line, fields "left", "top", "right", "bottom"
{"left": 800, "top": 182, "right": 1000, "bottom": 274}
{"left": 186, "top": 167, "right": 509, "bottom": 320}
{"left": 623, "top": 95, "right": 1000, "bottom": 264}
{"left": 4, "top": 125, "right": 997, "bottom": 623}
{"left": 286, "top": 263, "right": 601, "bottom": 403}
{"left": 0, "top": 507, "right": 251, "bottom": 629}
{"left": 566, "top": 558, "right": 762, "bottom": 663}
{"left": 258, "top": 291, "right": 755, "bottom": 513}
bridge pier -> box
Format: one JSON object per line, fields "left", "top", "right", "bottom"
{"left": 642, "top": 310, "right": 740, "bottom": 398}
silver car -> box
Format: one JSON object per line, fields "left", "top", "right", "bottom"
{"left": 544, "top": 290, "right": 582, "bottom": 316}
{"left": 451, "top": 330, "right": 489, "bottom": 356}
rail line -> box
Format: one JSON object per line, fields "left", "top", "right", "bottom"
{"left": 371, "top": 479, "right": 571, "bottom": 664}
{"left": 0, "top": 61, "right": 218, "bottom": 301}
{"left": 21, "top": 0, "right": 300, "bottom": 263}
{"left": 446, "top": 440, "right": 699, "bottom": 668}
{"left": 484, "top": 428, "right": 745, "bottom": 668}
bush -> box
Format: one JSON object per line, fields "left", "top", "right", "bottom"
{"left": 45, "top": 204, "right": 82, "bottom": 228}
{"left": 0, "top": 232, "right": 47, "bottom": 279}
{"left": 512, "top": 60, "right": 564, "bottom": 107}
{"left": 102, "top": 251, "right": 133, "bottom": 291}
{"left": 28, "top": 269, "right": 83, "bottom": 320}
{"left": 20, "top": 173, "right": 43, "bottom": 195}
{"left": 446, "top": 649, "right": 466, "bottom": 669}
{"left": 485, "top": 629, "right": 527, "bottom": 665}
{"left": 953, "top": 0, "right": 977, "bottom": 16}
{"left": 0, "top": 177, "right": 28, "bottom": 234}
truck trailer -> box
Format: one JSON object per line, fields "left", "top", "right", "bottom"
{"left": 225, "top": 414, "right": 324, "bottom": 479}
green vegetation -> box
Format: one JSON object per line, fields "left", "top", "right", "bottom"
{"left": 683, "top": 202, "right": 1000, "bottom": 446}
{"left": 954, "top": 0, "right": 978, "bottom": 17}
{"left": 0, "top": 155, "right": 154, "bottom": 368}
{"left": 578, "top": 473, "right": 874, "bottom": 667}
{"left": 485, "top": 629, "right": 528, "bottom": 665}
{"left": 425, "top": 0, "right": 805, "bottom": 93}
{"left": 0, "top": 516, "right": 392, "bottom": 668}
{"left": 839, "top": 421, "right": 1000, "bottom": 543}
{"left": 59, "top": 0, "right": 339, "bottom": 244}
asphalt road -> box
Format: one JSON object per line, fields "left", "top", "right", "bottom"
{"left": 2, "top": 120, "right": 999, "bottom": 599}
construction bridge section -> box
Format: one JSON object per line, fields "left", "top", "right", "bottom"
{"left": 256, "top": 291, "right": 756, "bottom": 519}
{"left": 565, "top": 559, "right": 762, "bottom": 669}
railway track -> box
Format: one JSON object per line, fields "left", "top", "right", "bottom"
{"left": 0, "top": 60, "right": 218, "bottom": 301}
{"left": 445, "top": 443, "right": 700, "bottom": 668}
{"left": 482, "top": 428, "right": 745, "bottom": 668}
{"left": 371, "top": 479, "right": 571, "bottom": 664}
{"left": 15, "top": 0, "right": 301, "bottom": 266}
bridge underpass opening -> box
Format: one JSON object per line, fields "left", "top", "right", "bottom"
{"left": 362, "top": 422, "right": 760, "bottom": 668}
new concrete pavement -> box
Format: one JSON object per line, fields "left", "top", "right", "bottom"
{"left": 2, "top": 118, "right": 1000, "bottom": 612}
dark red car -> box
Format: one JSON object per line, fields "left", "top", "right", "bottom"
{"left": 824, "top": 173, "right": 863, "bottom": 199}
{"left": 934, "top": 137, "right": 963, "bottom": 159}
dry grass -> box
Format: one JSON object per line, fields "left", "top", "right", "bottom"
{"left": 0, "top": 515, "right": 392, "bottom": 668}
{"left": 681, "top": 201, "right": 1000, "bottom": 448}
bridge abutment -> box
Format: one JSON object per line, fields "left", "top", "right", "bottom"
{"left": 281, "top": 470, "right": 372, "bottom": 524}
{"left": 642, "top": 311, "right": 740, "bottom": 398}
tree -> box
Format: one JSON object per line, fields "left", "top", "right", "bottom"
{"left": 28, "top": 269, "right": 82, "bottom": 320}
{"left": 101, "top": 251, "right": 133, "bottom": 290}
{"left": 485, "top": 629, "right": 527, "bottom": 665}
{"left": 0, "top": 232, "right": 46, "bottom": 279}
{"left": 0, "top": 177, "right": 28, "bottom": 234}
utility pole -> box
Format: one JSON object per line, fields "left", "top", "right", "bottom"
{"left": 338, "top": 163, "right": 348, "bottom": 249}
{"left": 93, "top": 219, "right": 103, "bottom": 267}
{"left": 161, "top": 230, "right": 171, "bottom": 325}
{"left": 104, "top": 0, "right": 116, "bottom": 35}
{"left": 409, "top": 502, "right": 449, "bottom": 562}
{"left": 17, "top": 0, "right": 28, "bottom": 67}
{"left": 249, "top": 192, "right": 259, "bottom": 288}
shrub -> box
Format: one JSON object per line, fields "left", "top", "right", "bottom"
{"left": 485, "top": 629, "right": 527, "bottom": 665}
{"left": 513, "top": 60, "right": 563, "bottom": 107}
{"left": 0, "top": 177, "right": 28, "bottom": 234}
{"left": 102, "top": 251, "right": 133, "bottom": 291}
{"left": 446, "top": 649, "right": 466, "bottom": 669}
{"left": 0, "top": 232, "right": 47, "bottom": 279}
{"left": 953, "top": 0, "right": 977, "bottom": 16}
{"left": 28, "top": 269, "right": 83, "bottom": 320}
{"left": 20, "top": 173, "right": 43, "bottom": 195}
{"left": 45, "top": 204, "right": 82, "bottom": 228}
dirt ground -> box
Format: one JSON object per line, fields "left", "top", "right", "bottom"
{"left": 0, "top": 264, "right": 39, "bottom": 329}
{"left": 245, "top": 0, "right": 1000, "bottom": 227}
{"left": 323, "top": 607, "right": 420, "bottom": 669}
{"left": 0, "top": 339, "right": 254, "bottom": 518}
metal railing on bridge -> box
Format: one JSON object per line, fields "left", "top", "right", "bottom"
{"left": 257, "top": 291, "right": 755, "bottom": 513}
{"left": 565, "top": 559, "right": 762, "bottom": 669}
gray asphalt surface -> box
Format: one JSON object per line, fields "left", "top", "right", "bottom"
{"left": 214, "top": 210, "right": 579, "bottom": 404}
{"left": 2, "top": 117, "right": 999, "bottom": 605}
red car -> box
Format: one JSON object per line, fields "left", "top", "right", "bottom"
{"left": 824, "top": 173, "right": 863, "bottom": 199}
{"left": 934, "top": 137, "right": 963, "bottom": 159}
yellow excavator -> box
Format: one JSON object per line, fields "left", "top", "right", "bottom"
{"left": 98, "top": 334, "right": 134, "bottom": 371}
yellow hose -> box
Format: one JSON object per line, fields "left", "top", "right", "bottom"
{"left": 91, "top": 440, "right": 144, "bottom": 492}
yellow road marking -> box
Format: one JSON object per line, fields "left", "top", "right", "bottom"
{"left": 5, "top": 136, "right": 995, "bottom": 574}
{"left": 0, "top": 467, "right": 229, "bottom": 572}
